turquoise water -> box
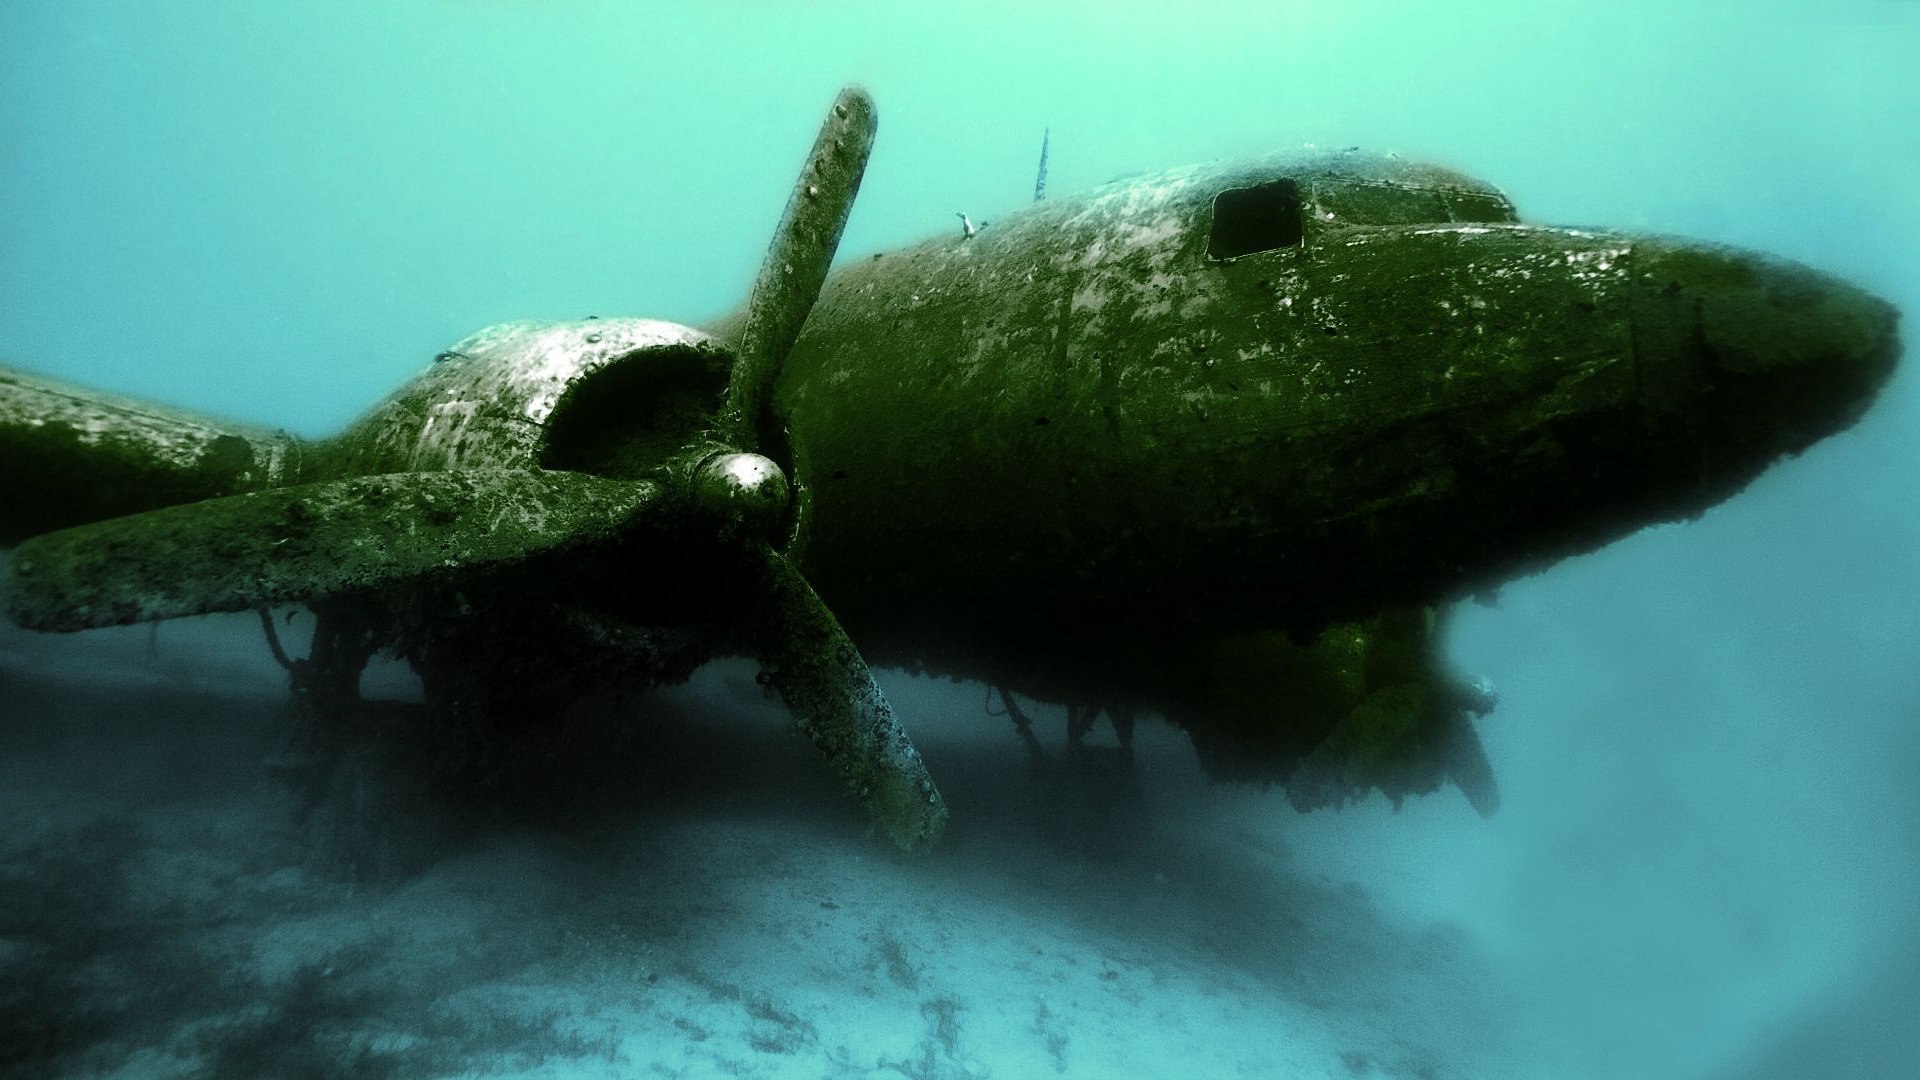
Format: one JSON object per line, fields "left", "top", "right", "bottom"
{"left": 3, "top": 2, "right": 1918, "bottom": 1077}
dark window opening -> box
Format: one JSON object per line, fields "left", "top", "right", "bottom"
{"left": 1208, "top": 178, "right": 1303, "bottom": 260}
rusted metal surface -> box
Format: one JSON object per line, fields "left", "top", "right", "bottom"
{"left": 8, "top": 469, "right": 656, "bottom": 632}
{"left": 0, "top": 365, "right": 304, "bottom": 545}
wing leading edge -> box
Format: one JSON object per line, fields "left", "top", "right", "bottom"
{"left": 0, "top": 364, "right": 306, "bottom": 547}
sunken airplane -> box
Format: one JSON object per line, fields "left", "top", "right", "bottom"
{"left": 0, "top": 88, "right": 1900, "bottom": 850}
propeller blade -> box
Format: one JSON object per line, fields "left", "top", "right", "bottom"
{"left": 7, "top": 470, "right": 656, "bottom": 632}
{"left": 718, "top": 85, "right": 877, "bottom": 449}
{"left": 747, "top": 546, "right": 947, "bottom": 851}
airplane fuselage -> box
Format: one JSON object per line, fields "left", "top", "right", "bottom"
{"left": 766, "top": 151, "right": 1897, "bottom": 700}
{"left": 1, "top": 146, "right": 1897, "bottom": 814}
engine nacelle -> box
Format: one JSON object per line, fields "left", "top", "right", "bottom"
{"left": 318, "top": 318, "right": 731, "bottom": 480}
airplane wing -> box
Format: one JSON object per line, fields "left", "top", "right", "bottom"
{"left": 0, "top": 364, "right": 306, "bottom": 546}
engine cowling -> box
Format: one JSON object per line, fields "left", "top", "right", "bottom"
{"left": 316, "top": 318, "right": 732, "bottom": 480}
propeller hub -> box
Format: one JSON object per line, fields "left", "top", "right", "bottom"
{"left": 693, "top": 452, "right": 791, "bottom": 536}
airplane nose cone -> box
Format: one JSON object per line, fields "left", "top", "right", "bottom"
{"left": 1631, "top": 240, "right": 1901, "bottom": 436}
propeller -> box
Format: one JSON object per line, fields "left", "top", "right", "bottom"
{"left": 6, "top": 470, "right": 658, "bottom": 632}
{"left": 3, "top": 87, "right": 950, "bottom": 851}
{"left": 672, "top": 86, "right": 949, "bottom": 850}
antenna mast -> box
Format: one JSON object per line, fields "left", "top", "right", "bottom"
{"left": 1033, "top": 127, "right": 1050, "bottom": 202}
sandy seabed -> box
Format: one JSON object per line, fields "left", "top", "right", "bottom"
{"left": 0, "top": 613, "right": 1545, "bottom": 1080}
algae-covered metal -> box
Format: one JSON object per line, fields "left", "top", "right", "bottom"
{"left": 8, "top": 469, "right": 656, "bottom": 632}
{"left": 0, "top": 366, "right": 303, "bottom": 545}
{"left": 0, "top": 91, "right": 1901, "bottom": 839}
{"left": 771, "top": 148, "right": 1897, "bottom": 792}
{"left": 2, "top": 87, "right": 948, "bottom": 852}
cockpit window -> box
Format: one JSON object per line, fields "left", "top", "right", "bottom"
{"left": 1441, "top": 189, "right": 1518, "bottom": 223}
{"left": 1312, "top": 180, "right": 1448, "bottom": 226}
{"left": 1311, "top": 179, "right": 1519, "bottom": 227}
{"left": 1208, "top": 179, "right": 1303, "bottom": 260}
